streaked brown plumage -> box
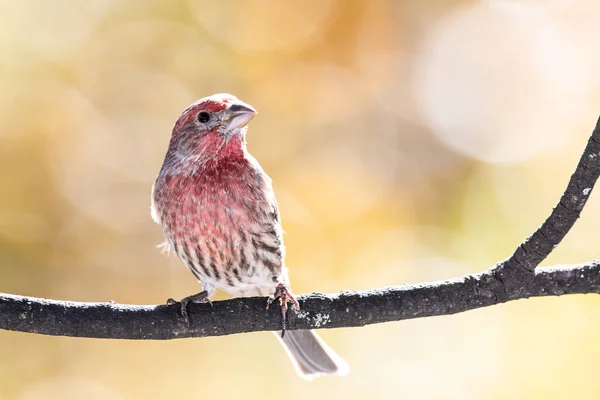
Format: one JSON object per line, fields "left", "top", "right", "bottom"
{"left": 151, "top": 93, "right": 348, "bottom": 379}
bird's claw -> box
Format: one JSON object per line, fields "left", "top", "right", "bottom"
{"left": 266, "top": 283, "right": 300, "bottom": 338}
{"left": 167, "top": 290, "right": 212, "bottom": 322}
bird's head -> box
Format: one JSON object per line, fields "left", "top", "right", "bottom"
{"left": 168, "top": 93, "right": 257, "bottom": 162}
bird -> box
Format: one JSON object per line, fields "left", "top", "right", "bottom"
{"left": 150, "top": 93, "right": 349, "bottom": 379}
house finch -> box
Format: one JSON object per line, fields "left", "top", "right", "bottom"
{"left": 150, "top": 93, "right": 349, "bottom": 379}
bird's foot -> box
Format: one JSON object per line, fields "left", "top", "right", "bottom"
{"left": 266, "top": 283, "right": 300, "bottom": 338}
{"left": 167, "top": 290, "right": 213, "bottom": 322}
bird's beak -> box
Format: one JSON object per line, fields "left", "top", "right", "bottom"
{"left": 222, "top": 101, "right": 258, "bottom": 132}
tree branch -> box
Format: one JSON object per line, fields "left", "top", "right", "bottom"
{"left": 1, "top": 116, "right": 600, "bottom": 340}
{"left": 1, "top": 262, "right": 600, "bottom": 339}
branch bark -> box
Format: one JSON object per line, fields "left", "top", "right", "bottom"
{"left": 1, "top": 116, "right": 600, "bottom": 340}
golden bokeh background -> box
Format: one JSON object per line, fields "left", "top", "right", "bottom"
{"left": 1, "top": 0, "right": 600, "bottom": 398}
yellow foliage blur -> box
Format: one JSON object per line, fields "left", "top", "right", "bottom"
{"left": 1, "top": 1, "right": 600, "bottom": 399}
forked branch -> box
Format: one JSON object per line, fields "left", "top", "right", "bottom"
{"left": 1, "top": 116, "right": 600, "bottom": 340}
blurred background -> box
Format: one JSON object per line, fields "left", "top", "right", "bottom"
{"left": 1, "top": 0, "right": 600, "bottom": 398}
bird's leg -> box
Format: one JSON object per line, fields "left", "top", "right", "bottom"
{"left": 266, "top": 283, "right": 301, "bottom": 338}
{"left": 167, "top": 290, "right": 212, "bottom": 322}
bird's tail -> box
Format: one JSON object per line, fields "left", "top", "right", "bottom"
{"left": 275, "top": 330, "right": 349, "bottom": 380}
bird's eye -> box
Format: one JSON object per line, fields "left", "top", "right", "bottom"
{"left": 197, "top": 112, "right": 210, "bottom": 123}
